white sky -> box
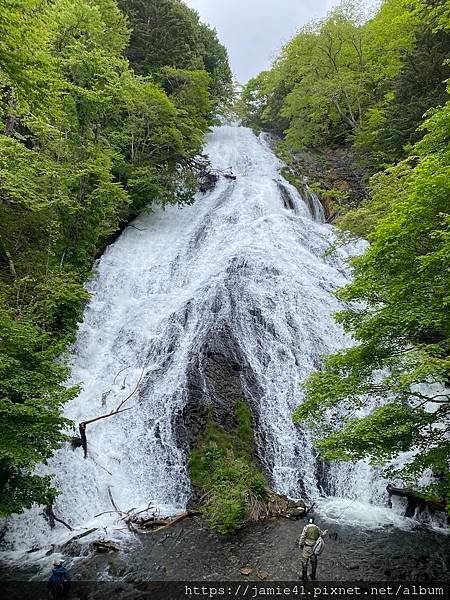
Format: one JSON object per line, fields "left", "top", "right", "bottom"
{"left": 185, "top": 0, "right": 343, "bottom": 83}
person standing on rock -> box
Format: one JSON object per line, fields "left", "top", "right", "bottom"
{"left": 298, "top": 517, "right": 327, "bottom": 581}
{"left": 47, "top": 559, "right": 71, "bottom": 599}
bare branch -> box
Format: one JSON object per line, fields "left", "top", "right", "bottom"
{"left": 79, "top": 368, "right": 146, "bottom": 458}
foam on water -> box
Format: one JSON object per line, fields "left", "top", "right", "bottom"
{"left": 317, "top": 497, "right": 417, "bottom": 530}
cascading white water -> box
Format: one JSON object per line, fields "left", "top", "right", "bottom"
{"left": 2, "top": 125, "right": 417, "bottom": 553}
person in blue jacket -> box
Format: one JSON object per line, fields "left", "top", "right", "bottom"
{"left": 47, "top": 559, "right": 71, "bottom": 599}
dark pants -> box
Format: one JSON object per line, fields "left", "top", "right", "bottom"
{"left": 301, "top": 552, "right": 318, "bottom": 580}
{"left": 48, "top": 582, "right": 70, "bottom": 599}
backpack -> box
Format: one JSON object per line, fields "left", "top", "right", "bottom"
{"left": 49, "top": 568, "right": 69, "bottom": 593}
{"left": 313, "top": 536, "right": 325, "bottom": 556}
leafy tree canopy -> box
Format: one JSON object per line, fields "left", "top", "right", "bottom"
{"left": 119, "top": 0, "right": 233, "bottom": 107}
{"left": 240, "top": 0, "right": 449, "bottom": 163}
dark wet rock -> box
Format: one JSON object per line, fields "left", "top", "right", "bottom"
{"left": 172, "top": 318, "right": 311, "bottom": 525}
{"left": 199, "top": 172, "right": 219, "bottom": 194}
{"left": 92, "top": 539, "right": 120, "bottom": 553}
{"left": 173, "top": 321, "right": 270, "bottom": 478}
{"left": 27, "top": 514, "right": 445, "bottom": 585}
{"left": 287, "top": 146, "right": 369, "bottom": 220}
{"left": 61, "top": 539, "right": 83, "bottom": 557}
{"left": 276, "top": 181, "right": 296, "bottom": 210}
{"left": 70, "top": 436, "right": 83, "bottom": 450}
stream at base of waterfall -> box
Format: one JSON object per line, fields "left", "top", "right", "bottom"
{"left": 0, "top": 125, "right": 448, "bottom": 582}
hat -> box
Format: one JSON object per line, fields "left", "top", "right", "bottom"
{"left": 53, "top": 559, "right": 63, "bottom": 567}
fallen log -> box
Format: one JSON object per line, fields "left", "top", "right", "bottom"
{"left": 108, "top": 486, "right": 120, "bottom": 513}
{"left": 386, "top": 484, "right": 446, "bottom": 517}
{"left": 150, "top": 511, "right": 196, "bottom": 533}
{"left": 304, "top": 502, "right": 316, "bottom": 517}
{"left": 138, "top": 517, "right": 171, "bottom": 528}
{"left": 58, "top": 528, "right": 98, "bottom": 552}
{"left": 64, "top": 527, "right": 98, "bottom": 542}
{"left": 92, "top": 539, "right": 120, "bottom": 553}
{"left": 129, "top": 510, "right": 199, "bottom": 533}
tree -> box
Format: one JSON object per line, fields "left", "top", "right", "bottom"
{"left": 294, "top": 90, "right": 450, "bottom": 506}
{"left": 240, "top": 0, "right": 428, "bottom": 151}
{"left": 355, "top": 0, "right": 450, "bottom": 169}
{"left": 119, "top": 0, "right": 232, "bottom": 106}
{"left": 241, "top": 1, "right": 375, "bottom": 147}
{"left": 197, "top": 22, "right": 233, "bottom": 106}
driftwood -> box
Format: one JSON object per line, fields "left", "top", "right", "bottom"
{"left": 92, "top": 539, "right": 120, "bottom": 553}
{"left": 386, "top": 484, "right": 446, "bottom": 517}
{"left": 44, "top": 505, "right": 73, "bottom": 531}
{"left": 79, "top": 368, "right": 145, "bottom": 458}
{"left": 58, "top": 528, "right": 98, "bottom": 552}
{"left": 64, "top": 527, "right": 98, "bottom": 542}
{"left": 107, "top": 486, "right": 121, "bottom": 514}
{"left": 90, "top": 500, "right": 194, "bottom": 534}
{"left": 127, "top": 510, "right": 198, "bottom": 533}
{"left": 304, "top": 502, "right": 316, "bottom": 517}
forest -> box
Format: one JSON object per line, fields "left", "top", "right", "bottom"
{"left": 241, "top": 0, "right": 449, "bottom": 509}
{"left": 0, "top": 0, "right": 232, "bottom": 516}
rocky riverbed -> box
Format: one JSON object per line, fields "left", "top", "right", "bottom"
{"left": 2, "top": 514, "right": 448, "bottom": 585}
{"left": 75, "top": 517, "right": 449, "bottom": 582}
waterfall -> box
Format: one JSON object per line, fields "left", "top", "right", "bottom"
{"left": 1, "top": 125, "right": 421, "bottom": 553}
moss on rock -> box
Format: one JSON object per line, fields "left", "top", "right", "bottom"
{"left": 189, "top": 400, "right": 267, "bottom": 535}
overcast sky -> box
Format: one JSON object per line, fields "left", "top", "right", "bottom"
{"left": 185, "top": 0, "right": 343, "bottom": 83}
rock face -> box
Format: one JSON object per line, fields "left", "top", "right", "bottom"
{"left": 296, "top": 146, "right": 369, "bottom": 216}
{"left": 171, "top": 322, "right": 311, "bottom": 523}
{"left": 173, "top": 324, "right": 268, "bottom": 474}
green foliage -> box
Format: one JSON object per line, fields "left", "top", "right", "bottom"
{"left": 295, "top": 93, "right": 450, "bottom": 506}
{"left": 336, "top": 158, "right": 413, "bottom": 237}
{"left": 240, "top": 0, "right": 448, "bottom": 164}
{"left": 355, "top": 3, "right": 450, "bottom": 168}
{"left": 0, "top": 303, "right": 79, "bottom": 516}
{"left": 0, "top": 0, "right": 231, "bottom": 515}
{"left": 120, "top": 0, "right": 205, "bottom": 73}
{"left": 242, "top": 0, "right": 376, "bottom": 145}
{"left": 119, "top": 0, "right": 233, "bottom": 108}
{"left": 238, "top": 71, "right": 290, "bottom": 135}
{"left": 189, "top": 401, "right": 267, "bottom": 534}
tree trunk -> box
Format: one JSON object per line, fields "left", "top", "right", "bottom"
{"left": 386, "top": 484, "right": 446, "bottom": 517}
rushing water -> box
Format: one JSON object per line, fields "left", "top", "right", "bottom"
{"left": 1, "top": 125, "right": 442, "bottom": 558}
